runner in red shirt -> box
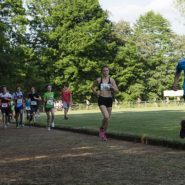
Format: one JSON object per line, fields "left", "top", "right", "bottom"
{"left": 61, "top": 84, "right": 73, "bottom": 120}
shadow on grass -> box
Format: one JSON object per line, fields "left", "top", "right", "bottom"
{"left": 36, "top": 109, "right": 185, "bottom": 150}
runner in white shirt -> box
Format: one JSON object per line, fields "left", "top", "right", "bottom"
{"left": 13, "top": 86, "right": 24, "bottom": 128}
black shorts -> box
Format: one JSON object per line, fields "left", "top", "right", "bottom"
{"left": 98, "top": 96, "right": 113, "bottom": 108}
{"left": 30, "top": 106, "right": 38, "bottom": 114}
{"left": 45, "top": 107, "right": 54, "bottom": 112}
{"left": 1, "top": 107, "right": 11, "bottom": 116}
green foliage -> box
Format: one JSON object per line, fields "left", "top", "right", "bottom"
{"left": 0, "top": 0, "right": 28, "bottom": 91}
{"left": 112, "top": 11, "right": 177, "bottom": 101}
{"left": 26, "top": 0, "right": 118, "bottom": 101}
{"left": 0, "top": 1, "right": 184, "bottom": 102}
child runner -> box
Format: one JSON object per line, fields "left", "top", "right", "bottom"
{"left": 43, "top": 85, "right": 55, "bottom": 131}
{"left": 92, "top": 66, "right": 119, "bottom": 141}
{"left": 61, "top": 84, "right": 73, "bottom": 120}
{"left": 25, "top": 97, "right": 31, "bottom": 121}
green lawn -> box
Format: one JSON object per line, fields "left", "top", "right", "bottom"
{"left": 36, "top": 106, "right": 185, "bottom": 143}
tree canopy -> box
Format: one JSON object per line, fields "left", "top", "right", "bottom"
{"left": 0, "top": 0, "right": 184, "bottom": 102}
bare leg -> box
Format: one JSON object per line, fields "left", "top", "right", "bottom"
{"left": 46, "top": 111, "right": 51, "bottom": 127}
{"left": 64, "top": 108, "right": 69, "bottom": 119}
{"left": 51, "top": 108, "right": 55, "bottom": 123}
{"left": 15, "top": 112, "right": 20, "bottom": 127}
{"left": 99, "top": 105, "right": 112, "bottom": 130}
{"left": 2, "top": 113, "right": 6, "bottom": 128}
{"left": 20, "top": 109, "right": 23, "bottom": 126}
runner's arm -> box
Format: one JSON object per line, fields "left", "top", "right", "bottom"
{"left": 110, "top": 78, "right": 119, "bottom": 93}
{"left": 173, "top": 73, "right": 181, "bottom": 91}
{"left": 92, "top": 79, "right": 100, "bottom": 96}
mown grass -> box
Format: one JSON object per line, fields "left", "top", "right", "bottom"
{"left": 35, "top": 106, "right": 185, "bottom": 143}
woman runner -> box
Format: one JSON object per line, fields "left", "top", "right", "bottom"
{"left": 92, "top": 66, "right": 119, "bottom": 141}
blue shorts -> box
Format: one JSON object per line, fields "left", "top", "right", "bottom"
{"left": 63, "top": 102, "right": 70, "bottom": 109}
{"left": 15, "top": 106, "right": 23, "bottom": 113}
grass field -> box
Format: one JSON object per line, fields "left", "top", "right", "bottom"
{"left": 35, "top": 106, "right": 185, "bottom": 144}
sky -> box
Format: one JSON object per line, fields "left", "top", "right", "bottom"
{"left": 99, "top": 0, "right": 185, "bottom": 35}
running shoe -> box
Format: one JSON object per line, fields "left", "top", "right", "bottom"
{"left": 99, "top": 128, "right": 105, "bottom": 139}
{"left": 51, "top": 122, "right": 55, "bottom": 128}
{"left": 64, "top": 116, "right": 68, "bottom": 120}
{"left": 102, "top": 132, "right": 108, "bottom": 141}
{"left": 48, "top": 126, "right": 51, "bottom": 131}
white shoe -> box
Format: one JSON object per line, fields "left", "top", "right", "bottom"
{"left": 51, "top": 122, "right": 55, "bottom": 128}
{"left": 4, "top": 125, "right": 7, "bottom": 129}
{"left": 47, "top": 127, "right": 51, "bottom": 131}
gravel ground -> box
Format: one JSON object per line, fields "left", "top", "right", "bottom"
{"left": 0, "top": 124, "right": 185, "bottom": 185}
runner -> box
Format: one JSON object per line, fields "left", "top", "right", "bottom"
{"left": 173, "top": 58, "right": 185, "bottom": 138}
{"left": 25, "top": 97, "right": 31, "bottom": 121}
{"left": 61, "top": 84, "right": 73, "bottom": 120}
{"left": 13, "top": 86, "right": 24, "bottom": 128}
{"left": 9, "top": 99, "right": 15, "bottom": 124}
{"left": 92, "top": 66, "right": 119, "bottom": 141}
{"left": 43, "top": 85, "right": 55, "bottom": 131}
{"left": 28, "top": 87, "right": 42, "bottom": 127}
{"left": 0, "top": 86, "right": 12, "bottom": 128}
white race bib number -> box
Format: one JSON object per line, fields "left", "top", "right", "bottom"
{"left": 26, "top": 106, "right": 31, "bottom": 110}
{"left": 31, "top": 101, "right": 37, "bottom": 105}
{"left": 2, "top": 103, "right": 8, "bottom": 108}
{"left": 100, "top": 83, "right": 110, "bottom": 91}
{"left": 47, "top": 100, "right": 54, "bottom": 106}
{"left": 17, "top": 99, "right": 23, "bottom": 104}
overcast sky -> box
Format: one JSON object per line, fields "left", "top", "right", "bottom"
{"left": 99, "top": 0, "right": 185, "bottom": 35}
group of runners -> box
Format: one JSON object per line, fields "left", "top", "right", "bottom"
{"left": 0, "top": 65, "right": 119, "bottom": 141}
{"left": 0, "top": 84, "right": 73, "bottom": 131}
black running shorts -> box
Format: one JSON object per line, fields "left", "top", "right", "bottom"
{"left": 98, "top": 96, "right": 113, "bottom": 108}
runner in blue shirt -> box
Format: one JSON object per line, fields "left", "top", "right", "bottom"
{"left": 173, "top": 58, "right": 185, "bottom": 92}
{"left": 173, "top": 58, "right": 185, "bottom": 138}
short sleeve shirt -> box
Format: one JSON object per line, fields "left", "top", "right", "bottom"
{"left": 176, "top": 58, "right": 185, "bottom": 74}
{"left": 176, "top": 58, "right": 185, "bottom": 91}
{"left": 43, "top": 92, "right": 54, "bottom": 108}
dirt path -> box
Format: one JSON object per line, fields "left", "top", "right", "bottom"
{"left": 0, "top": 124, "right": 185, "bottom": 185}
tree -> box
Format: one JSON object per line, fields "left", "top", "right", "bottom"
{"left": 132, "top": 11, "right": 175, "bottom": 100}
{"left": 112, "top": 11, "right": 175, "bottom": 101}
{"left": 26, "top": 0, "right": 118, "bottom": 101}
{"left": 0, "top": 0, "right": 27, "bottom": 90}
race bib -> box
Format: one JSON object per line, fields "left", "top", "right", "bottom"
{"left": 31, "top": 101, "right": 37, "bottom": 106}
{"left": 47, "top": 99, "right": 54, "bottom": 106}
{"left": 100, "top": 83, "right": 110, "bottom": 91}
{"left": 26, "top": 106, "right": 31, "bottom": 110}
{"left": 2, "top": 103, "right": 8, "bottom": 108}
{"left": 17, "top": 99, "right": 23, "bottom": 104}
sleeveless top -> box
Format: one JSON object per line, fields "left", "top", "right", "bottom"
{"left": 99, "top": 77, "right": 111, "bottom": 91}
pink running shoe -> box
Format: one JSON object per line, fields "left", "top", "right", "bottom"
{"left": 102, "top": 132, "right": 107, "bottom": 141}
{"left": 99, "top": 128, "right": 104, "bottom": 139}
{"left": 99, "top": 128, "right": 107, "bottom": 141}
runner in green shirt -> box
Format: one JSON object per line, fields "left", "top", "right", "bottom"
{"left": 43, "top": 85, "right": 55, "bottom": 130}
